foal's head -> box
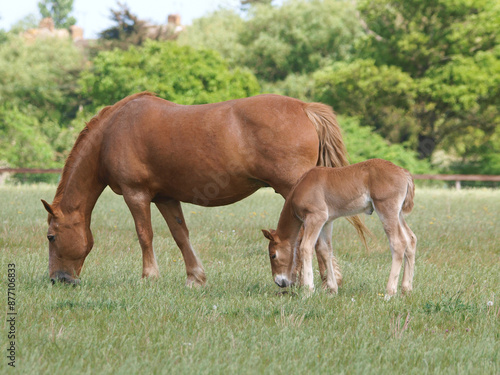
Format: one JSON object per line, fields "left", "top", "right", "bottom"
{"left": 261, "top": 229, "right": 295, "bottom": 288}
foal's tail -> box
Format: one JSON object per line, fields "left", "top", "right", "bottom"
{"left": 304, "top": 102, "right": 371, "bottom": 251}
{"left": 402, "top": 172, "right": 415, "bottom": 215}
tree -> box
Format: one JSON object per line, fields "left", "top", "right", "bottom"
{"left": 181, "top": 0, "right": 362, "bottom": 82}
{"left": 38, "top": 0, "right": 76, "bottom": 29}
{"left": 178, "top": 9, "right": 246, "bottom": 68}
{"left": 0, "top": 35, "right": 85, "bottom": 122}
{"left": 354, "top": 0, "right": 500, "bottom": 160}
{"left": 313, "top": 0, "right": 500, "bottom": 170}
{"left": 0, "top": 34, "right": 86, "bottom": 177}
{"left": 79, "top": 40, "right": 260, "bottom": 109}
{"left": 314, "top": 59, "right": 419, "bottom": 146}
{"left": 99, "top": 3, "right": 178, "bottom": 50}
{"left": 239, "top": 0, "right": 363, "bottom": 81}
{"left": 240, "top": 0, "right": 273, "bottom": 10}
{"left": 357, "top": 0, "right": 498, "bottom": 78}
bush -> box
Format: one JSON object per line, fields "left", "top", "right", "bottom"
{"left": 79, "top": 40, "right": 260, "bottom": 109}
{"left": 340, "top": 116, "right": 432, "bottom": 174}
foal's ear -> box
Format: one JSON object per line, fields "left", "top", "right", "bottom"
{"left": 41, "top": 199, "right": 56, "bottom": 217}
{"left": 261, "top": 229, "right": 276, "bottom": 241}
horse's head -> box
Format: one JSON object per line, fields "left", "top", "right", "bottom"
{"left": 262, "top": 229, "right": 295, "bottom": 288}
{"left": 42, "top": 200, "right": 93, "bottom": 285}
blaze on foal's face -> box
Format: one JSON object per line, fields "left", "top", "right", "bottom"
{"left": 42, "top": 200, "right": 93, "bottom": 285}
{"left": 262, "top": 229, "right": 294, "bottom": 288}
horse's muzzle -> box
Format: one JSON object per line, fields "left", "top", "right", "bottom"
{"left": 51, "top": 271, "right": 80, "bottom": 286}
{"left": 274, "top": 274, "right": 292, "bottom": 288}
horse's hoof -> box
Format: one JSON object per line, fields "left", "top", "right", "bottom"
{"left": 186, "top": 272, "right": 206, "bottom": 288}
{"left": 142, "top": 271, "right": 160, "bottom": 279}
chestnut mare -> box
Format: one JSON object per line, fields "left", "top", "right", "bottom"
{"left": 42, "top": 92, "right": 368, "bottom": 285}
{"left": 262, "top": 159, "right": 417, "bottom": 296}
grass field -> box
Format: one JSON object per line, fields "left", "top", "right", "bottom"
{"left": 1, "top": 185, "right": 499, "bottom": 374}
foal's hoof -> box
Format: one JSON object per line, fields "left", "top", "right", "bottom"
{"left": 324, "top": 284, "right": 339, "bottom": 294}
{"left": 402, "top": 286, "right": 413, "bottom": 295}
{"left": 302, "top": 287, "right": 315, "bottom": 298}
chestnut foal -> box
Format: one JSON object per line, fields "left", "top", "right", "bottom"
{"left": 262, "top": 159, "right": 416, "bottom": 296}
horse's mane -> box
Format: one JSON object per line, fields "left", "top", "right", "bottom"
{"left": 53, "top": 92, "right": 156, "bottom": 205}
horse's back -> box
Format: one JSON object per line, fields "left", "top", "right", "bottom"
{"left": 98, "top": 93, "right": 319, "bottom": 204}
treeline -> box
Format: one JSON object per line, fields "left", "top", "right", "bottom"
{"left": 1, "top": 0, "right": 499, "bottom": 183}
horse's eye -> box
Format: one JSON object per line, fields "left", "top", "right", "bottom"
{"left": 271, "top": 254, "right": 277, "bottom": 260}
{"left": 47, "top": 235, "right": 55, "bottom": 242}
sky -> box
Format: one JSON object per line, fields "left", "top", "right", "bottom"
{"left": 0, "top": 0, "right": 244, "bottom": 39}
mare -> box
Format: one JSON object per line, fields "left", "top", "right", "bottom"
{"left": 262, "top": 159, "right": 417, "bottom": 296}
{"left": 41, "top": 92, "right": 368, "bottom": 285}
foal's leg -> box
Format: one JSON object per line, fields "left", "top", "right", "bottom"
{"left": 374, "top": 201, "right": 408, "bottom": 296}
{"left": 400, "top": 215, "right": 417, "bottom": 294}
{"left": 315, "top": 221, "right": 342, "bottom": 290}
{"left": 155, "top": 200, "right": 206, "bottom": 287}
{"left": 300, "top": 213, "right": 328, "bottom": 291}
{"left": 123, "top": 191, "right": 160, "bottom": 278}
{"left": 315, "top": 221, "right": 339, "bottom": 293}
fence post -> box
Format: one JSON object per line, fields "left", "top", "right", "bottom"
{"left": 455, "top": 180, "right": 461, "bottom": 190}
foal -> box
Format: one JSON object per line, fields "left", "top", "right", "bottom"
{"left": 262, "top": 159, "right": 416, "bottom": 295}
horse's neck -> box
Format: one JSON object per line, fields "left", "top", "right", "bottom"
{"left": 276, "top": 199, "right": 303, "bottom": 244}
{"left": 54, "top": 131, "right": 106, "bottom": 221}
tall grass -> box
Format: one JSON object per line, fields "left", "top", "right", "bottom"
{"left": 1, "top": 186, "right": 499, "bottom": 374}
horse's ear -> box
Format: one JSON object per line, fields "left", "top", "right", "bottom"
{"left": 41, "top": 199, "right": 56, "bottom": 217}
{"left": 262, "top": 229, "right": 276, "bottom": 241}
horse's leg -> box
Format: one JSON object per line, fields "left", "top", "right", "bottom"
{"left": 155, "top": 200, "right": 206, "bottom": 287}
{"left": 315, "top": 221, "right": 341, "bottom": 293}
{"left": 315, "top": 221, "right": 342, "bottom": 290}
{"left": 374, "top": 200, "right": 408, "bottom": 296}
{"left": 300, "top": 213, "right": 328, "bottom": 291}
{"left": 123, "top": 191, "right": 159, "bottom": 278}
{"left": 400, "top": 214, "right": 417, "bottom": 294}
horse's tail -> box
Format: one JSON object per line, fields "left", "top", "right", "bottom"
{"left": 304, "top": 102, "right": 371, "bottom": 251}
{"left": 402, "top": 172, "right": 415, "bottom": 215}
{"left": 303, "top": 102, "right": 349, "bottom": 168}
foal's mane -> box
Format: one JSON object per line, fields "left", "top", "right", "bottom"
{"left": 53, "top": 92, "right": 156, "bottom": 205}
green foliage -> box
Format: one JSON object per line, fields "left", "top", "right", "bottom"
{"left": 177, "top": 9, "right": 246, "bottom": 68}
{"left": 79, "top": 40, "right": 260, "bottom": 108}
{"left": 0, "top": 104, "right": 54, "bottom": 168}
{"left": 38, "top": 0, "right": 76, "bottom": 28}
{"left": 0, "top": 35, "right": 85, "bottom": 122}
{"left": 416, "top": 51, "right": 500, "bottom": 151}
{"left": 261, "top": 73, "right": 315, "bottom": 102}
{"left": 358, "top": 0, "right": 499, "bottom": 77}
{"left": 350, "top": 0, "right": 500, "bottom": 168}
{"left": 180, "top": 0, "right": 362, "bottom": 81}
{"left": 447, "top": 125, "right": 500, "bottom": 176}
{"left": 239, "top": 0, "right": 362, "bottom": 80}
{"left": 0, "top": 35, "right": 85, "bottom": 180}
{"left": 340, "top": 116, "right": 432, "bottom": 174}
{"left": 314, "top": 59, "right": 419, "bottom": 146}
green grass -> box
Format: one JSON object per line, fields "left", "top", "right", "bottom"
{"left": 1, "top": 186, "right": 499, "bottom": 374}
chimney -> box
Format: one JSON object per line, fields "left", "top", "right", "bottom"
{"left": 167, "top": 14, "right": 181, "bottom": 26}
{"left": 70, "top": 25, "right": 84, "bottom": 41}
{"left": 39, "top": 17, "right": 55, "bottom": 31}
